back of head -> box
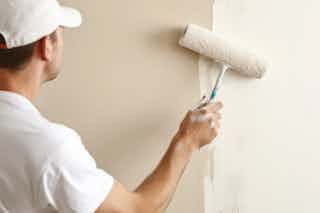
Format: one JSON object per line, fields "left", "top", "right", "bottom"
{"left": 0, "top": 34, "right": 37, "bottom": 71}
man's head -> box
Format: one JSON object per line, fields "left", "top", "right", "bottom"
{"left": 0, "top": 0, "right": 81, "bottom": 83}
{"left": 0, "top": 28, "right": 63, "bottom": 82}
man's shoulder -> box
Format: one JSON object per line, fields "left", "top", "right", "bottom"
{"left": 43, "top": 121, "right": 81, "bottom": 143}
{"left": 26, "top": 120, "right": 82, "bottom": 156}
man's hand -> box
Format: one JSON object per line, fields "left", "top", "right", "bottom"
{"left": 176, "top": 102, "right": 223, "bottom": 150}
{"left": 95, "top": 102, "right": 223, "bottom": 213}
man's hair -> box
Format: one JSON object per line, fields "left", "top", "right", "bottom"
{"left": 0, "top": 32, "right": 57, "bottom": 71}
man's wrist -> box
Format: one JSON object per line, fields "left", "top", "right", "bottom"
{"left": 171, "top": 132, "right": 197, "bottom": 156}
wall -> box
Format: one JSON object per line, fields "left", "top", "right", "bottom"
{"left": 207, "top": 0, "right": 320, "bottom": 212}
{"left": 37, "top": 0, "right": 212, "bottom": 212}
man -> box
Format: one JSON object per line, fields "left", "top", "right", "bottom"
{"left": 0, "top": 0, "right": 223, "bottom": 212}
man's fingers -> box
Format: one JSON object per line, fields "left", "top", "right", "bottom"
{"left": 210, "top": 126, "right": 219, "bottom": 137}
{"left": 191, "top": 113, "right": 213, "bottom": 122}
{"left": 191, "top": 112, "right": 221, "bottom": 122}
{"left": 191, "top": 111, "right": 222, "bottom": 123}
{"left": 214, "top": 120, "right": 220, "bottom": 129}
{"left": 211, "top": 101, "right": 223, "bottom": 111}
{"left": 210, "top": 118, "right": 220, "bottom": 129}
{"left": 215, "top": 112, "right": 222, "bottom": 120}
{"left": 201, "top": 102, "right": 223, "bottom": 113}
{"left": 194, "top": 104, "right": 223, "bottom": 116}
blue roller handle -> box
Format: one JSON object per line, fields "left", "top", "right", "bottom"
{"left": 208, "top": 63, "right": 228, "bottom": 103}
{"left": 209, "top": 88, "right": 217, "bottom": 102}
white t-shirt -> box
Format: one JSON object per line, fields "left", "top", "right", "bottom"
{"left": 0, "top": 91, "right": 114, "bottom": 213}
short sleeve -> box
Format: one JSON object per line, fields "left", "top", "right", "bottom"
{"left": 37, "top": 134, "right": 114, "bottom": 213}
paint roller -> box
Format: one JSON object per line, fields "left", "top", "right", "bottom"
{"left": 179, "top": 24, "right": 267, "bottom": 103}
{"left": 179, "top": 24, "right": 268, "bottom": 185}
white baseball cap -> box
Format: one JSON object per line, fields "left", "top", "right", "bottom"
{"left": 0, "top": 0, "right": 82, "bottom": 49}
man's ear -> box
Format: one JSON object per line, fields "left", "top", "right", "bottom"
{"left": 37, "top": 35, "right": 54, "bottom": 62}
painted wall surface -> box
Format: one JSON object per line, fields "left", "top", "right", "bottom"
{"left": 208, "top": 0, "right": 320, "bottom": 212}
{"left": 37, "top": 0, "right": 212, "bottom": 212}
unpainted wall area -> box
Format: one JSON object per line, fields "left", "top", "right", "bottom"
{"left": 210, "top": 0, "right": 320, "bottom": 212}
{"left": 37, "top": 0, "right": 212, "bottom": 212}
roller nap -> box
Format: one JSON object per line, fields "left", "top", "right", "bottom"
{"left": 179, "top": 24, "right": 267, "bottom": 78}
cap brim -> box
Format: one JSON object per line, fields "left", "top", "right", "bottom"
{"left": 59, "top": 6, "right": 82, "bottom": 28}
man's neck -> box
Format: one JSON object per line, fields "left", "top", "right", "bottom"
{"left": 0, "top": 67, "right": 43, "bottom": 104}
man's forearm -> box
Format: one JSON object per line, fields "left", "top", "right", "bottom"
{"left": 134, "top": 133, "right": 194, "bottom": 212}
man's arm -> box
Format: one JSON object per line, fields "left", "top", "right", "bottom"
{"left": 95, "top": 102, "right": 223, "bottom": 213}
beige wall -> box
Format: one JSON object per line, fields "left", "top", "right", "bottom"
{"left": 37, "top": 0, "right": 212, "bottom": 212}
{"left": 207, "top": 0, "right": 320, "bottom": 212}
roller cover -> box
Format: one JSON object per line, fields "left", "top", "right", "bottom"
{"left": 179, "top": 24, "right": 267, "bottom": 78}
